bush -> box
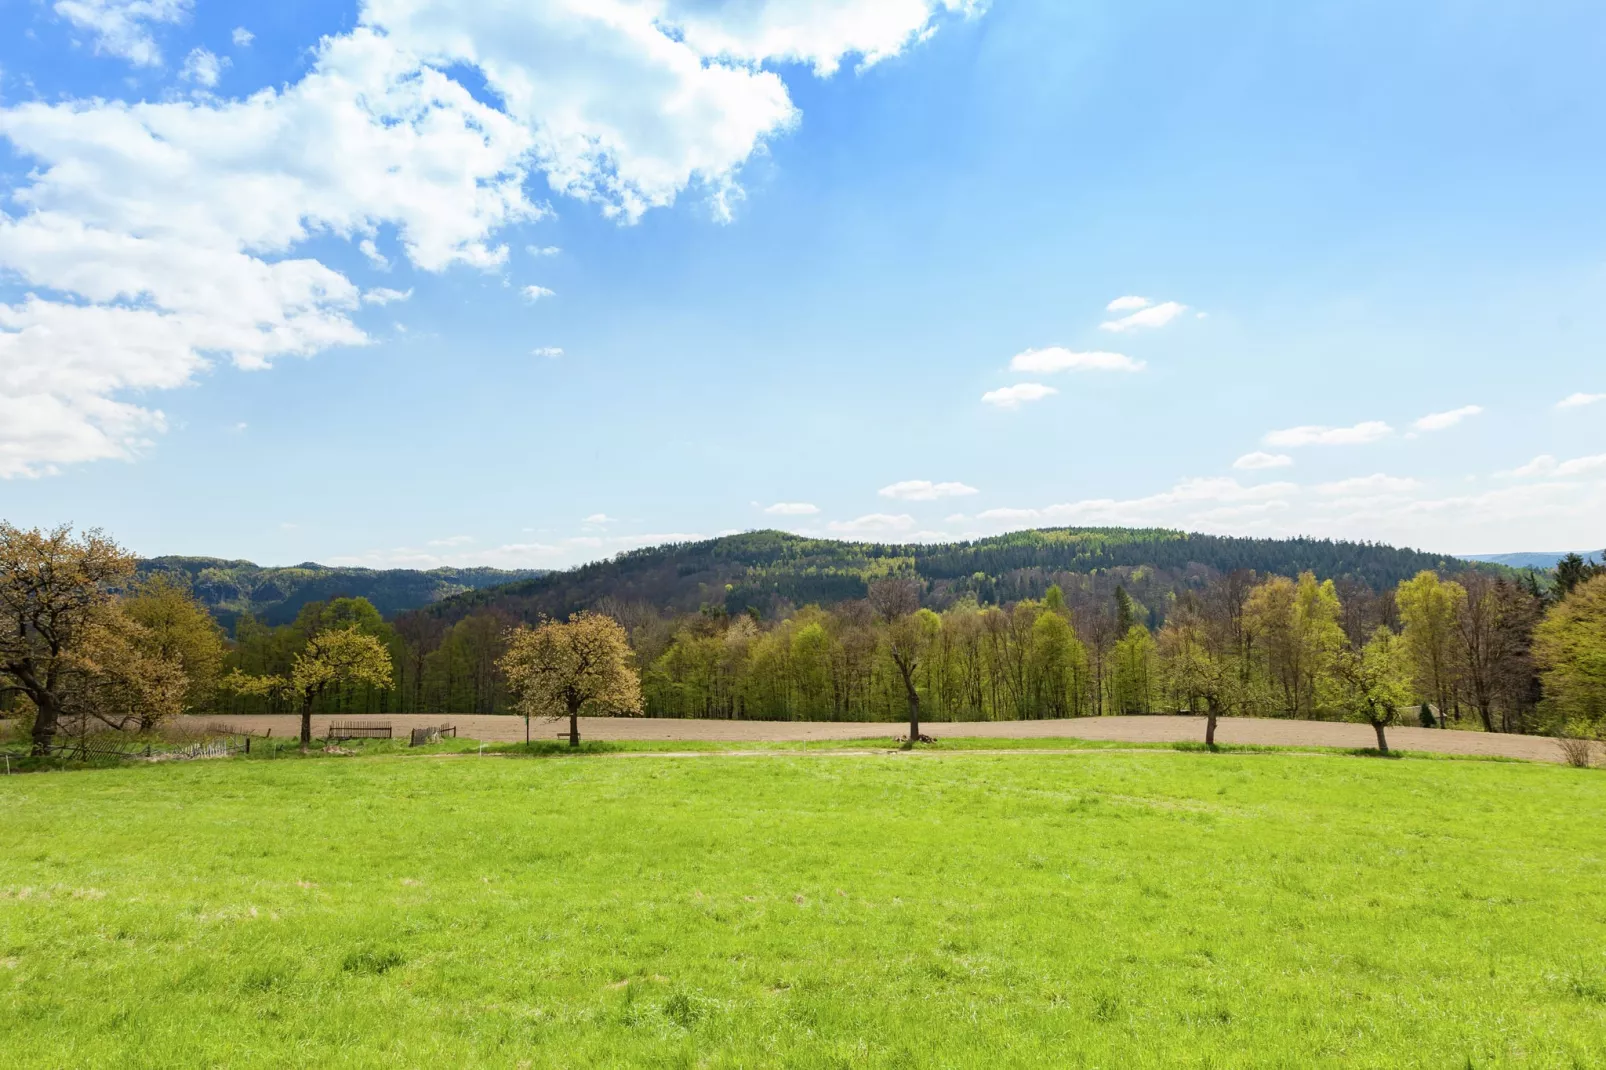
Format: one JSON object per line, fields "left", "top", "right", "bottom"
{"left": 1418, "top": 704, "right": 1437, "bottom": 729}
{"left": 1557, "top": 722, "right": 1598, "bottom": 769}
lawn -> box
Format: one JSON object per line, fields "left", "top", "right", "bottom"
{"left": 1, "top": 748, "right": 1604, "bottom": 1068}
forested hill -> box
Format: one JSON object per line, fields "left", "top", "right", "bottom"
{"left": 136, "top": 557, "right": 544, "bottom": 630}
{"left": 413, "top": 528, "right": 1476, "bottom": 628}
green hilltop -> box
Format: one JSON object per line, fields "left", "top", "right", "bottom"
{"left": 415, "top": 527, "right": 1478, "bottom": 626}
{"left": 135, "top": 556, "right": 544, "bottom": 630}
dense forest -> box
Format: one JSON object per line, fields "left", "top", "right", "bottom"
{"left": 134, "top": 557, "right": 543, "bottom": 630}
{"left": 12, "top": 523, "right": 1604, "bottom": 751}
{"left": 417, "top": 528, "right": 1472, "bottom": 628}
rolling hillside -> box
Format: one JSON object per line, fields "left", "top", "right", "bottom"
{"left": 412, "top": 527, "right": 1480, "bottom": 627}
{"left": 136, "top": 557, "right": 544, "bottom": 630}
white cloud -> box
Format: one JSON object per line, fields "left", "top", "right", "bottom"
{"left": 1558, "top": 392, "right": 1606, "bottom": 410}
{"left": 1100, "top": 300, "right": 1188, "bottom": 333}
{"left": 527, "top": 246, "right": 561, "bottom": 258}
{"left": 361, "top": 287, "right": 412, "bottom": 305}
{"left": 982, "top": 383, "right": 1057, "bottom": 409}
{"left": 666, "top": 0, "right": 985, "bottom": 77}
{"left": 4, "top": 2, "right": 973, "bottom": 477}
{"left": 1233, "top": 452, "right": 1294, "bottom": 470}
{"left": 1105, "top": 295, "right": 1151, "bottom": 312}
{"left": 878, "top": 480, "right": 978, "bottom": 501}
{"left": 828, "top": 513, "right": 917, "bottom": 535}
{"left": 583, "top": 513, "right": 615, "bottom": 524}
{"left": 1507, "top": 453, "right": 1606, "bottom": 480}
{"left": 0, "top": 29, "right": 537, "bottom": 476}
{"left": 977, "top": 478, "right": 1299, "bottom": 530}
{"left": 522, "top": 285, "right": 556, "bottom": 302}
{"left": 1007, "top": 348, "right": 1144, "bottom": 374}
{"left": 1412, "top": 405, "right": 1483, "bottom": 432}
{"left": 1316, "top": 474, "right": 1422, "bottom": 496}
{"left": 427, "top": 534, "right": 475, "bottom": 547}
{"left": 1264, "top": 421, "right": 1393, "bottom": 447}
{"left": 179, "top": 46, "right": 227, "bottom": 87}
{"left": 532, "top": 346, "right": 564, "bottom": 358}
{"left": 54, "top": 0, "right": 190, "bottom": 67}
{"left": 231, "top": 26, "right": 254, "bottom": 47}
{"left": 764, "top": 502, "right": 820, "bottom": 516}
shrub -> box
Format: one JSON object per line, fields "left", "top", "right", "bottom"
{"left": 1557, "top": 722, "right": 1598, "bottom": 769}
{"left": 1418, "top": 704, "right": 1437, "bottom": 729}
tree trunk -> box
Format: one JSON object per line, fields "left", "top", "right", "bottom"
{"left": 300, "top": 696, "right": 314, "bottom": 750}
{"left": 29, "top": 693, "right": 61, "bottom": 756}
{"left": 568, "top": 702, "right": 581, "bottom": 748}
{"left": 1205, "top": 709, "right": 1218, "bottom": 748}
{"left": 1373, "top": 721, "right": 1389, "bottom": 755}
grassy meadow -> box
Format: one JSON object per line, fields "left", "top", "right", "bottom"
{"left": 2, "top": 747, "right": 1604, "bottom": 1068}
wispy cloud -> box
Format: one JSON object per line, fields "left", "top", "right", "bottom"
{"left": 532, "top": 346, "right": 564, "bottom": 358}
{"left": 1264, "top": 421, "right": 1393, "bottom": 447}
{"left": 1506, "top": 453, "right": 1606, "bottom": 479}
{"left": 1558, "top": 392, "right": 1606, "bottom": 410}
{"left": 179, "top": 46, "right": 227, "bottom": 87}
{"left": 1412, "top": 405, "right": 1483, "bottom": 432}
{"left": 1234, "top": 452, "right": 1294, "bottom": 470}
{"left": 1106, "top": 295, "right": 1151, "bottom": 312}
{"left": 878, "top": 480, "right": 978, "bottom": 501}
{"left": 522, "top": 285, "right": 556, "bottom": 302}
{"left": 1316, "top": 474, "right": 1421, "bottom": 496}
{"left": 361, "top": 287, "right": 412, "bottom": 305}
{"left": 982, "top": 383, "right": 1057, "bottom": 409}
{"left": 1100, "top": 300, "right": 1188, "bottom": 333}
{"left": 1008, "top": 348, "right": 1144, "bottom": 374}
{"left": 427, "top": 534, "right": 475, "bottom": 547}
{"left": 527, "top": 245, "right": 561, "bottom": 257}
{"left": 827, "top": 513, "right": 917, "bottom": 535}
{"left": 763, "top": 502, "right": 818, "bottom": 516}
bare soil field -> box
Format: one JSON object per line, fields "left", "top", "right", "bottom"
{"left": 183, "top": 713, "right": 1569, "bottom": 763}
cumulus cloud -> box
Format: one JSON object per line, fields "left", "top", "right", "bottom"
{"left": 1234, "top": 452, "right": 1294, "bottom": 470}
{"left": 878, "top": 480, "right": 978, "bottom": 501}
{"left": 1007, "top": 348, "right": 1144, "bottom": 374}
{"left": 982, "top": 383, "right": 1057, "bottom": 409}
{"left": 1412, "top": 405, "right": 1483, "bottom": 432}
{"left": 1264, "top": 421, "right": 1393, "bottom": 447}
{"left": 54, "top": 0, "right": 190, "bottom": 67}
{"left": 4, "top": 1, "right": 974, "bottom": 478}
{"left": 1106, "top": 295, "right": 1151, "bottom": 312}
{"left": 1558, "top": 392, "right": 1606, "bottom": 409}
{"left": 976, "top": 478, "right": 1299, "bottom": 530}
{"left": 764, "top": 502, "right": 820, "bottom": 515}
{"left": 1100, "top": 300, "right": 1188, "bottom": 333}
{"left": 827, "top": 513, "right": 917, "bottom": 535}
{"left": 231, "top": 26, "right": 253, "bottom": 47}
{"left": 522, "top": 285, "right": 556, "bottom": 302}
{"left": 179, "top": 46, "right": 227, "bottom": 87}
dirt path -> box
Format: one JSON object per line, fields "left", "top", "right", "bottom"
{"left": 183, "top": 713, "right": 1569, "bottom": 764}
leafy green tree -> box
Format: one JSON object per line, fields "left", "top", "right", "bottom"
{"left": 870, "top": 578, "right": 931, "bottom": 746}
{"left": 1109, "top": 626, "right": 1157, "bottom": 715}
{"left": 1534, "top": 575, "right": 1606, "bottom": 733}
{"left": 1330, "top": 628, "right": 1413, "bottom": 754}
{"left": 224, "top": 627, "right": 394, "bottom": 747}
{"left": 1397, "top": 571, "right": 1467, "bottom": 727}
{"left": 122, "top": 574, "right": 226, "bottom": 720}
{"left": 1554, "top": 553, "right": 1603, "bottom": 601}
{"left": 1029, "top": 609, "right": 1089, "bottom": 718}
{"left": 500, "top": 613, "right": 642, "bottom": 747}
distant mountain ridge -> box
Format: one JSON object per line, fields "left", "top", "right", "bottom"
{"left": 136, "top": 557, "right": 545, "bottom": 631}
{"left": 411, "top": 527, "right": 1481, "bottom": 628}
{"left": 1459, "top": 551, "right": 1601, "bottom": 570}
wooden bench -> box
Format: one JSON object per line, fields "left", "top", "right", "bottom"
{"left": 327, "top": 720, "right": 393, "bottom": 741}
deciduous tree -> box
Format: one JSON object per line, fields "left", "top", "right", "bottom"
{"left": 499, "top": 613, "right": 642, "bottom": 747}
{"left": 1330, "top": 628, "right": 1413, "bottom": 754}
{"left": 1534, "top": 575, "right": 1606, "bottom": 734}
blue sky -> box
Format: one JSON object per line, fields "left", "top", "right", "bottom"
{"left": 2, "top": 0, "right": 1604, "bottom": 568}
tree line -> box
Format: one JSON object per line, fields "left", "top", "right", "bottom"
{"left": 6, "top": 523, "right": 1604, "bottom": 756}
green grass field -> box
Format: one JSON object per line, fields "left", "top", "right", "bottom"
{"left": 2, "top": 748, "right": 1604, "bottom": 1068}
